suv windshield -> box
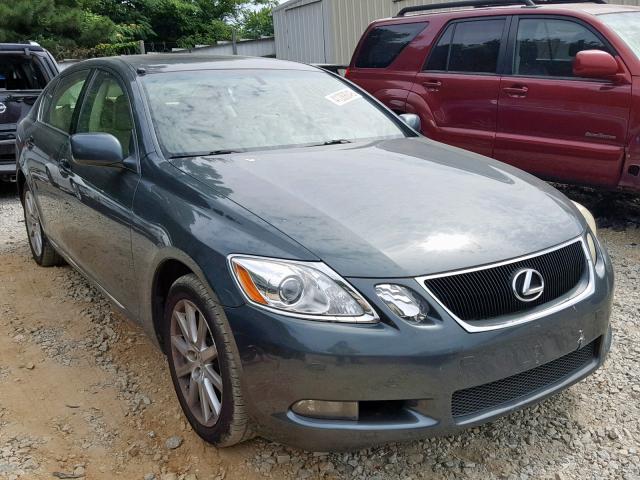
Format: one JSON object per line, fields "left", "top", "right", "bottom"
{"left": 141, "top": 69, "right": 406, "bottom": 157}
{"left": 600, "top": 12, "right": 640, "bottom": 60}
{"left": 0, "top": 54, "right": 48, "bottom": 91}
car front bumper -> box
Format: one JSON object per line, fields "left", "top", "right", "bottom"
{"left": 223, "top": 242, "right": 614, "bottom": 451}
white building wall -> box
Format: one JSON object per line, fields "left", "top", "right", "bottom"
{"left": 177, "top": 38, "right": 275, "bottom": 57}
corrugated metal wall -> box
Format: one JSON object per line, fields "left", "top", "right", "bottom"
{"left": 274, "top": 0, "right": 640, "bottom": 65}
{"left": 330, "top": 0, "right": 431, "bottom": 64}
{"left": 274, "top": 0, "right": 331, "bottom": 63}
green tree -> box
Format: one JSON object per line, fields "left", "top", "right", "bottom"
{"left": 0, "top": 0, "right": 117, "bottom": 57}
{"left": 0, "top": 0, "right": 275, "bottom": 57}
{"left": 241, "top": 0, "right": 277, "bottom": 39}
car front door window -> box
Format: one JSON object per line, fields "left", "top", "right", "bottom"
{"left": 77, "top": 71, "right": 134, "bottom": 157}
{"left": 514, "top": 19, "right": 609, "bottom": 78}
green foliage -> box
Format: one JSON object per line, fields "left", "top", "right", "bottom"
{"left": 0, "top": 0, "right": 276, "bottom": 58}
{"left": 241, "top": 1, "right": 277, "bottom": 39}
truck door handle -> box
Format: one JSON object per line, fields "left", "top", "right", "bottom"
{"left": 59, "top": 157, "right": 71, "bottom": 170}
{"left": 25, "top": 136, "right": 35, "bottom": 150}
{"left": 423, "top": 80, "right": 442, "bottom": 91}
{"left": 503, "top": 86, "right": 529, "bottom": 98}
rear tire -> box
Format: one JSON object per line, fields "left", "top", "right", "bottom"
{"left": 164, "top": 274, "right": 253, "bottom": 447}
{"left": 22, "top": 184, "right": 64, "bottom": 267}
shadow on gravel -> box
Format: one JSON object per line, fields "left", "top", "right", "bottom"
{"left": 0, "top": 181, "right": 18, "bottom": 199}
{"left": 555, "top": 184, "right": 640, "bottom": 230}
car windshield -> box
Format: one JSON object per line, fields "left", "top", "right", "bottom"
{"left": 141, "top": 69, "right": 406, "bottom": 157}
{"left": 599, "top": 12, "right": 640, "bottom": 60}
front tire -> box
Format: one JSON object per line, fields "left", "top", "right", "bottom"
{"left": 22, "top": 185, "right": 64, "bottom": 267}
{"left": 164, "top": 274, "right": 253, "bottom": 447}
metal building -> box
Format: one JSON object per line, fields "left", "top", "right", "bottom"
{"left": 273, "top": 0, "right": 640, "bottom": 65}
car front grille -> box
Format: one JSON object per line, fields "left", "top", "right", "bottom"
{"left": 423, "top": 240, "right": 587, "bottom": 322}
{"left": 451, "top": 338, "right": 599, "bottom": 419}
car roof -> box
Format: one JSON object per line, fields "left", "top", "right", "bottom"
{"left": 0, "top": 43, "right": 45, "bottom": 53}
{"left": 80, "top": 54, "right": 318, "bottom": 75}
{"left": 379, "top": 2, "right": 640, "bottom": 23}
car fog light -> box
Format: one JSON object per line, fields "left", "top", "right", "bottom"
{"left": 586, "top": 233, "right": 597, "bottom": 264}
{"left": 291, "top": 400, "right": 358, "bottom": 421}
{"left": 375, "top": 284, "right": 431, "bottom": 324}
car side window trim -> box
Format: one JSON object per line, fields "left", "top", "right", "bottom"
{"left": 37, "top": 68, "right": 93, "bottom": 137}
{"left": 76, "top": 67, "right": 140, "bottom": 168}
{"left": 423, "top": 16, "right": 511, "bottom": 76}
{"left": 503, "top": 14, "right": 619, "bottom": 81}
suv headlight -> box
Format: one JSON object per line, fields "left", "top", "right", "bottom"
{"left": 229, "top": 256, "right": 378, "bottom": 323}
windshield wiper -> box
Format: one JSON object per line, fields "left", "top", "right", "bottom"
{"left": 168, "top": 149, "right": 242, "bottom": 159}
{"left": 306, "top": 139, "right": 353, "bottom": 147}
{"left": 207, "top": 149, "right": 243, "bottom": 155}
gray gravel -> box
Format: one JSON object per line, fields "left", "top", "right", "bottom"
{"left": 0, "top": 181, "right": 638, "bottom": 479}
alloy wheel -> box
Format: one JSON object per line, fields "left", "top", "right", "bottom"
{"left": 170, "top": 299, "right": 223, "bottom": 427}
{"left": 24, "top": 190, "right": 43, "bottom": 257}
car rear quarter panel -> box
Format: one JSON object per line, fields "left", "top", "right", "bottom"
{"left": 347, "top": 18, "right": 444, "bottom": 113}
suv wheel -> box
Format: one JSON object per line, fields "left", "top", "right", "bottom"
{"left": 164, "top": 274, "right": 253, "bottom": 447}
{"left": 23, "top": 185, "right": 64, "bottom": 267}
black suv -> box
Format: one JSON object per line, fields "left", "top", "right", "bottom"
{"left": 0, "top": 43, "right": 58, "bottom": 181}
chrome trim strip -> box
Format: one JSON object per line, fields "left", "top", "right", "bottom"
{"left": 226, "top": 254, "right": 380, "bottom": 324}
{"left": 414, "top": 237, "right": 595, "bottom": 333}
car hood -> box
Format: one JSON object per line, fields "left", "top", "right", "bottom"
{"left": 170, "top": 138, "right": 583, "bottom": 278}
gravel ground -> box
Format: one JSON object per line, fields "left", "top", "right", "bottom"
{"left": 0, "top": 181, "right": 638, "bottom": 480}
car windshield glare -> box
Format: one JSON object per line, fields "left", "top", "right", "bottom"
{"left": 141, "top": 69, "right": 406, "bottom": 157}
{"left": 600, "top": 12, "right": 640, "bottom": 60}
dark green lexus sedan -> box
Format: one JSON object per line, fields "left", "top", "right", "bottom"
{"left": 15, "top": 54, "right": 613, "bottom": 451}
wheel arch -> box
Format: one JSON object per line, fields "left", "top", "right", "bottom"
{"left": 148, "top": 248, "right": 241, "bottom": 352}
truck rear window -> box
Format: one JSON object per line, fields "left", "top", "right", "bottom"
{"left": 355, "top": 22, "right": 428, "bottom": 69}
{"left": 0, "top": 55, "right": 48, "bottom": 91}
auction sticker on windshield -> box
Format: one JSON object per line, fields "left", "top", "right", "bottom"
{"left": 325, "top": 88, "right": 362, "bottom": 106}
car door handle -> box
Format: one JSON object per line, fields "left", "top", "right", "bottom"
{"left": 25, "top": 136, "right": 35, "bottom": 150}
{"left": 59, "top": 157, "right": 71, "bottom": 170}
{"left": 423, "top": 80, "right": 442, "bottom": 91}
{"left": 503, "top": 86, "right": 529, "bottom": 98}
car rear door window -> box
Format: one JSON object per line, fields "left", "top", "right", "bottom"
{"left": 77, "top": 70, "right": 134, "bottom": 157}
{"left": 514, "top": 19, "right": 609, "bottom": 78}
{"left": 425, "top": 24, "right": 455, "bottom": 71}
{"left": 43, "top": 70, "right": 89, "bottom": 133}
{"left": 355, "top": 22, "right": 428, "bottom": 68}
{"left": 425, "top": 19, "right": 505, "bottom": 74}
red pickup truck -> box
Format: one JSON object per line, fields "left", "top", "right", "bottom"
{"left": 345, "top": 0, "right": 640, "bottom": 193}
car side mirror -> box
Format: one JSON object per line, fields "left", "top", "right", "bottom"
{"left": 573, "top": 50, "right": 619, "bottom": 80}
{"left": 399, "top": 113, "right": 421, "bottom": 132}
{"left": 70, "top": 133, "right": 124, "bottom": 167}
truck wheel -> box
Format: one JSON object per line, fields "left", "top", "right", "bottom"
{"left": 23, "top": 185, "right": 64, "bottom": 267}
{"left": 164, "top": 274, "right": 253, "bottom": 447}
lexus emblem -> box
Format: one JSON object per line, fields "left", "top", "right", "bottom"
{"left": 0, "top": 103, "right": 6, "bottom": 114}
{"left": 512, "top": 268, "right": 545, "bottom": 302}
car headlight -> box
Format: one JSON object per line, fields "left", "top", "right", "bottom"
{"left": 572, "top": 201, "right": 598, "bottom": 263}
{"left": 229, "top": 256, "right": 378, "bottom": 323}
{"left": 572, "top": 201, "right": 597, "bottom": 236}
